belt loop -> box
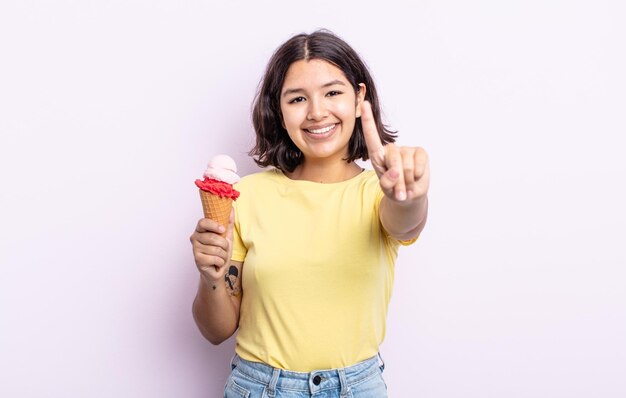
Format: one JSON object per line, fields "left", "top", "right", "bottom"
{"left": 377, "top": 352, "right": 386, "bottom": 372}
{"left": 266, "top": 367, "right": 280, "bottom": 397}
{"left": 230, "top": 354, "right": 239, "bottom": 370}
{"left": 338, "top": 368, "right": 349, "bottom": 397}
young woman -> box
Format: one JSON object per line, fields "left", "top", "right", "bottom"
{"left": 190, "top": 30, "right": 429, "bottom": 397}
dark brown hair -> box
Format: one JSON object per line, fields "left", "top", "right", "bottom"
{"left": 250, "top": 29, "right": 397, "bottom": 172}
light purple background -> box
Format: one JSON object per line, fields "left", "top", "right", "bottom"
{"left": 1, "top": 1, "right": 625, "bottom": 397}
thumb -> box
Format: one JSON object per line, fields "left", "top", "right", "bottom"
{"left": 223, "top": 207, "right": 236, "bottom": 267}
{"left": 225, "top": 207, "right": 235, "bottom": 242}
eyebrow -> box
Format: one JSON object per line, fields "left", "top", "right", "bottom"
{"left": 281, "top": 79, "right": 347, "bottom": 98}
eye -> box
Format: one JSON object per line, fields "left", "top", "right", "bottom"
{"left": 327, "top": 90, "right": 342, "bottom": 97}
{"left": 288, "top": 96, "right": 306, "bottom": 104}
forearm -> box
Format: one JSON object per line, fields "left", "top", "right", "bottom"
{"left": 192, "top": 276, "right": 239, "bottom": 345}
{"left": 380, "top": 195, "right": 428, "bottom": 241}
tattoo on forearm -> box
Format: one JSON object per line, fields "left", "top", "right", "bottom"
{"left": 225, "top": 265, "right": 241, "bottom": 296}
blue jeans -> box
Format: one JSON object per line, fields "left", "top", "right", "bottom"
{"left": 223, "top": 354, "right": 388, "bottom": 397}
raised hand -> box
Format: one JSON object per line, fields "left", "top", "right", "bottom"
{"left": 360, "top": 101, "right": 430, "bottom": 202}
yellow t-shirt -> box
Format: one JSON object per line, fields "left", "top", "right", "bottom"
{"left": 231, "top": 168, "right": 415, "bottom": 372}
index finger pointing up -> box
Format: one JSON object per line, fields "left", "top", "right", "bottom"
{"left": 360, "top": 100, "right": 386, "bottom": 172}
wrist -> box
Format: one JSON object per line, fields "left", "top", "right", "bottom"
{"left": 199, "top": 273, "right": 224, "bottom": 291}
{"left": 387, "top": 192, "right": 427, "bottom": 209}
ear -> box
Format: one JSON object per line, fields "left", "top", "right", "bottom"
{"left": 355, "top": 83, "right": 367, "bottom": 117}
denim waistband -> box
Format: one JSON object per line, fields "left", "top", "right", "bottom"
{"left": 230, "top": 354, "right": 385, "bottom": 395}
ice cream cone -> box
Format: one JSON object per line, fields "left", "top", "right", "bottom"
{"left": 195, "top": 154, "right": 239, "bottom": 234}
{"left": 199, "top": 189, "right": 232, "bottom": 232}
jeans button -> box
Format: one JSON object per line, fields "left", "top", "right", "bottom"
{"left": 313, "top": 375, "right": 322, "bottom": 385}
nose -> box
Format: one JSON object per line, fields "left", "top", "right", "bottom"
{"left": 306, "top": 97, "right": 328, "bottom": 121}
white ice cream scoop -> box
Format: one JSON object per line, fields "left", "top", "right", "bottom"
{"left": 203, "top": 154, "right": 240, "bottom": 184}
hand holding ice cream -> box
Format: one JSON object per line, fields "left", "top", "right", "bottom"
{"left": 191, "top": 154, "right": 241, "bottom": 278}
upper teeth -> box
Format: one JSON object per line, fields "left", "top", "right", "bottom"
{"left": 308, "top": 124, "right": 335, "bottom": 134}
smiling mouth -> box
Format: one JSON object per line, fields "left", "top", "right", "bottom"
{"left": 305, "top": 124, "right": 337, "bottom": 135}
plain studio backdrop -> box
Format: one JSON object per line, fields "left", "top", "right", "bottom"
{"left": 1, "top": 1, "right": 625, "bottom": 397}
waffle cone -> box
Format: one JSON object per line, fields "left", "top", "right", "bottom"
{"left": 199, "top": 189, "right": 232, "bottom": 231}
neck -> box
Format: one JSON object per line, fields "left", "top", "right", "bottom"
{"left": 286, "top": 159, "right": 363, "bottom": 183}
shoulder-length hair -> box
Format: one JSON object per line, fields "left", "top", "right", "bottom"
{"left": 250, "top": 30, "right": 397, "bottom": 172}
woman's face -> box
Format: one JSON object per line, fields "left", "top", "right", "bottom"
{"left": 280, "top": 59, "right": 365, "bottom": 164}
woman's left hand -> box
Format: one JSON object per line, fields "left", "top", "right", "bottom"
{"left": 360, "top": 101, "right": 430, "bottom": 202}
